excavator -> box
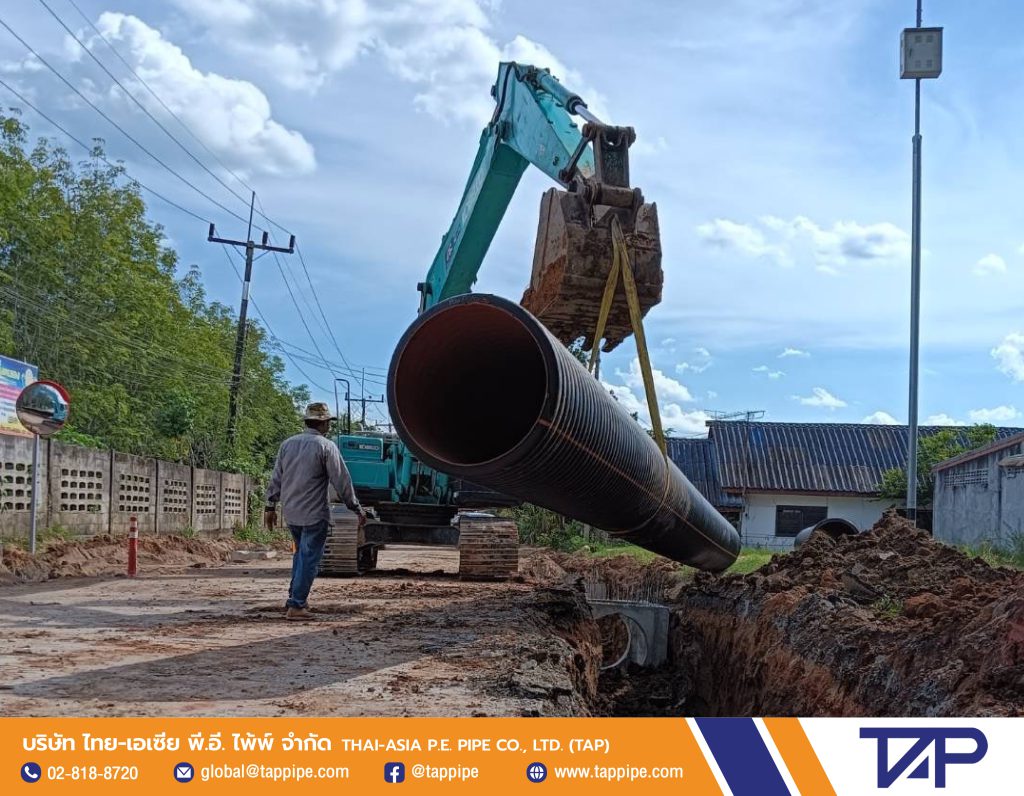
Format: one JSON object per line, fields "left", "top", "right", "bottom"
{"left": 319, "top": 62, "right": 668, "bottom": 577}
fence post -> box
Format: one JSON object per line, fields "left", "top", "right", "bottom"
{"left": 154, "top": 458, "right": 161, "bottom": 536}
{"left": 190, "top": 465, "right": 197, "bottom": 533}
{"left": 219, "top": 470, "right": 226, "bottom": 534}
{"left": 108, "top": 449, "right": 115, "bottom": 535}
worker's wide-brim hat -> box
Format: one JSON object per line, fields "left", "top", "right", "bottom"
{"left": 303, "top": 402, "right": 336, "bottom": 421}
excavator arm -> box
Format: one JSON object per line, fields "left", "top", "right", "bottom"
{"left": 416, "top": 62, "right": 662, "bottom": 351}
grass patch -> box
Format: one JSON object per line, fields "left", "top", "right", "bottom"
{"left": 587, "top": 542, "right": 662, "bottom": 564}
{"left": 872, "top": 595, "right": 903, "bottom": 619}
{"left": 728, "top": 548, "right": 776, "bottom": 575}
{"left": 962, "top": 535, "right": 1024, "bottom": 571}
{"left": 572, "top": 543, "right": 776, "bottom": 575}
{"left": 2, "top": 525, "right": 78, "bottom": 550}
{"left": 233, "top": 524, "right": 290, "bottom": 547}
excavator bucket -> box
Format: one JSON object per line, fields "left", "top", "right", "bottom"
{"left": 521, "top": 187, "right": 663, "bottom": 352}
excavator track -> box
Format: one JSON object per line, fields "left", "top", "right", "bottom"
{"left": 457, "top": 515, "right": 520, "bottom": 581}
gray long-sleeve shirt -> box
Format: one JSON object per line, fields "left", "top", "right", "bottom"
{"left": 265, "top": 428, "right": 360, "bottom": 526}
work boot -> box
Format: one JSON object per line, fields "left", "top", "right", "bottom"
{"left": 285, "top": 606, "right": 314, "bottom": 621}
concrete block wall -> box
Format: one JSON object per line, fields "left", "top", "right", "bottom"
{"left": 0, "top": 434, "right": 46, "bottom": 536}
{"left": 220, "top": 472, "right": 246, "bottom": 531}
{"left": 0, "top": 438, "right": 252, "bottom": 538}
{"left": 49, "top": 441, "right": 110, "bottom": 534}
{"left": 191, "top": 467, "right": 221, "bottom": 534}
{"left": 111, "top": 452, "right": 157, "bottom": 534}
{"left": 156, "top": 461, "right": 192, "bottom": 534}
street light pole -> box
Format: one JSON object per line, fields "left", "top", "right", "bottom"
{"left": 900, "top": 0, "right": 941, "bottom": 525}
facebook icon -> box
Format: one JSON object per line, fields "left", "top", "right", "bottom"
{"left": 384, "top": 762, "right": 406, "bottom": 784}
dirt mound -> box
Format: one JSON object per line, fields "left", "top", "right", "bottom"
{"left": 0, "top": 535, "right": 240, "bottom": 584}
{"left": 522, "top": 549, "right": 688, "bottom": 602}
{"left": 664, "top": 511, "right": 1024, "bottom": 716}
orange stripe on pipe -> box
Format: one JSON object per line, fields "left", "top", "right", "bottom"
{"left": 764, "top": 718, "right": 836, "bottom": 796}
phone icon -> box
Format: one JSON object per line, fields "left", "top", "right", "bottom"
{"left": 21, "top": 762, "right": 42, "bottom": 783}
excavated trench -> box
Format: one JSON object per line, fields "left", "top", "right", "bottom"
{"left": 537, "top": 513, "right": 1024, "bottom": 717}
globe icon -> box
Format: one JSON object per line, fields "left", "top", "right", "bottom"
{"left": 527, "top": 762, "right": 547, "bottom": 783}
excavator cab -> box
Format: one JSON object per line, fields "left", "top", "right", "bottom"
{"left": 520, "top": 123, "right": 663, "bottom": 352}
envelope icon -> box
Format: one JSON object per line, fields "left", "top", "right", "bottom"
{"left": 175, "top": 764, "right": 193, "bottom": 781}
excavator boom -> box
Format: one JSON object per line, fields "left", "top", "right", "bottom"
{"left": 417, "top": 62, "right": 662, "bottom": 351}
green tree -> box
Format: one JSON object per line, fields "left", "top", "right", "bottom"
{"left": 878, "top": 424, "right": 998, "bottom": 505}
{"left": 0, "top": 112, "right": 308, "bottom": 473}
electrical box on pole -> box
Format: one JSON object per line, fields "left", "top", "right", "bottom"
{"left": 900, "top": 27, "right": 943, "bottom": 79}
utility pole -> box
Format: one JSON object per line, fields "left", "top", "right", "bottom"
{"left": 208, "top": 191, "right": 295, "bottom": 446}
{"left": 899, "top": 3, "right": 943, "bottom": 524}
{"left": 357, "top": 367, "right": 386, "bottom": 427}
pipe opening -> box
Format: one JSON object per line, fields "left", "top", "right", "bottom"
{"left": 393, "top": 302, "right": 547, "bottom": 466}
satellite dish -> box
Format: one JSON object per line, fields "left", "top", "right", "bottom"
{"left": 16, "top": 380, "right": 70, "bottom": 437}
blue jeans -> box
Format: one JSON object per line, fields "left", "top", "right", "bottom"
{"left": 287, "top": 520, "right": 329, "bottom": 609}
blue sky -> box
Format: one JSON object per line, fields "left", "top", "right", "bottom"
{"left": 2, "top": 0, "right": 1023, "bottom": 434}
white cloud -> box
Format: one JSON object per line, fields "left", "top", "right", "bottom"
{"left": 0, "top": 54, "right": 44, "bottom": 75}
{"left": 973, "top": 253, "right": 1007, "bottom": 276}
{"left": 925, "top": 413, "right": 960, "bottom": 426}
{"left": 700, "top": 215, "right": 909, "bottom": 270}
{"left": 779, "top": 347, "right": 810, "bottom": 358}
{"left": 695, "top": 218, "right": 788, "bottom": 264}
{"left": 862, "top": 410, "right": 899, "bottom": 425}
{"left": 794, "top": 387, "right": 846, "bottom": 409}
{"left": 967, "top": 405, "right": 1019, "bottom": 423}
{"left": 603, "top": 358, "right": 708, "bottom": 435}
{"left": 632, "top": 135, "right": 669, "bottom": 156}
{"left": 752, "top": 365, "right": 784, "bottom": 379}
{"left": 171, "top": 1, "right": 601, "bottom": 125}
{"left": 661, "top": 337, "right": 676, "bottom": 347}
{"left": 92, "top": 13, "right": 315, "bottom": 175}
{"left": 707, "top": 390, "right": 718, "bottom": 400}
{"left": 992, "top": 332, "right": 1024, "bottom": 382}
{"left": 676, "top": 346, "right": 712, "bottom": 374}
{"left": 619, "top": 358, "right": 693, "bottom": 404}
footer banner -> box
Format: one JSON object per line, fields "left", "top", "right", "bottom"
{"left": 1, "top": 717, "right": 1018, "bottom": 794}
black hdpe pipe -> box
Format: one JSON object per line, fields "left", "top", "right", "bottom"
{"left": 387, "top": 293, "right": 741, "bottom": 572}
{"left": 793, "top": 517, "right": 859, "bottom": 549}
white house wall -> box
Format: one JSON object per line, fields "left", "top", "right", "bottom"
{"left": 740, "top": 493, "right": 897, "bottom": 550}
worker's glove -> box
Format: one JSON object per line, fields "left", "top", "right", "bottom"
{"left": 264, "top": 508, "right": 277, "bottom": 530}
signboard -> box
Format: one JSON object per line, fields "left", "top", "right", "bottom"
{"left": 0, "top": 355, "right": 39, "bottom": 437}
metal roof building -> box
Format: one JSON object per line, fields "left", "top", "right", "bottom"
{"left": 667, "top": 421, "right": 1023, "bottom": 550}
{"left": 708, "top": 422, "right": 1023, "bottom": 496}
{"left": 665, "top": 437, "right": 742, "bottom": 514}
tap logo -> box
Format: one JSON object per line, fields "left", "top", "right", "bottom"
{"left": 384, "top": 762, "right": 405, "bottom": 784}
{"left": 860, "top": 727, "right": 987, "bottom": 788}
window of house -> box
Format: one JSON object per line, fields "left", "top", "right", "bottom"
{"left": 775, "top": 505, "right": 827, "bottom": 537}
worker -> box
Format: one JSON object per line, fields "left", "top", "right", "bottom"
{"left": 264, "top": 402, "right": 363, "bottom": 620}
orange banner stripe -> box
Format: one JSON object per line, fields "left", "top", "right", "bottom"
{"left": 763, "top": 718, "right": 835, "bottom": 796}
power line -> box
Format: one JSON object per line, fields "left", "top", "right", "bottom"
{"left": 217, "top": 244, "right": 330, "bottom": 393}
{"left": 0, "top": 13, "right": 253, "bottom": 227}
{"left": 0, "top": 284, "right": 234, "bottom": 382}
{"left": 0, "top": 77, "right": 209, "bottom": 224}
{"left": 37, "top": 0, "right": 255, "bottom": 215}
{"left": 214, "top": 245, "right": 387, "bottom": 387}
{"left": 63, "top": 0, "right": 256, "bottom": 200}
